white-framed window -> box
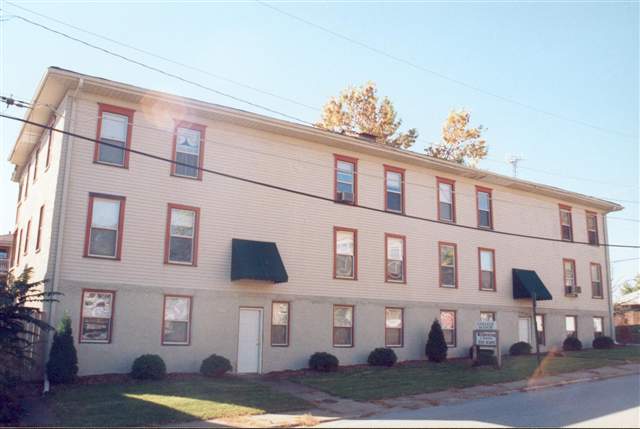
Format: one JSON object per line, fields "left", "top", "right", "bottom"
{"left": 335, "top": 228, "right": 356, "bottom": 279}
{"left": 333, "top": 305, "right": 354, "bottom": 347}
{"left": 593, "top": 317, "right": 604, "bottom": 338}
{"left": 476, "top": 188, "right": 492, "bottom": 228}
{"left": 335, "top": 155, "right": 357, "bottom": 204}
{"left": 438, "top": 179, "right": 455, "bottom": 222}
{"left": 586, "top": 212, "right": 599, "bottom": 245}
{"left": 560, "top": 206, "right": 573, "bottom": 241}
{"left": 439, "top": 243, "right": 457, "bottom": 288}
{"left": 162, "top": 295, "right": 191, "bottom": 345}
{"left": 385, "top": 167, "right": 404, "bottom": 213}
{"left": 173, "top": 125, "right": 203, "bottom": 179}
{"left": 385, "top": 307, "right": 403, "bottom": 347}
{"left": 535, "top": 314, "right": 545, "bottom": 345}
{"left": 271, "top": 302, "right": 290, "bottom": 346}
{"left": 86, "top": 195, "right": 124, "bottom": 259}
{"left": 386, "top": 235, "right": 405, "bottom": 283}
{"left": 166, "top": 205, "right": 198, "bottom": 265}
{"left": 563, "top": 259, "right": 577, "bottom": 295}
{"left": 97, "top": 111, "right": 130, "bottom": 166}
{"left": 565, "top": 315, "right": 577, "bottom": 337}
{"left": 591, "top": 263, "right": 603, "bottom": 298}
{"left": 440, "top": 310, "right": 456, "bottom": 347}
{"left": 479, "top": 248, "right": 495, "bottom": 291}
{"left": 80, "top": 290, "right": 115, "bottom": 343}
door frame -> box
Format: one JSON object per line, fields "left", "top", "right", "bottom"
{"left": 237, "top": 306, "right": 264, "bottom": 374}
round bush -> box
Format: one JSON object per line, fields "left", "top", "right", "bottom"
{"left": 367, "top": 348, "right": 398, "bottom": 367}
{"left": 309, "top": 352, "right": 339, "bottom": 372}
{"left": 131, "top": 354, "right": 166, "bottom": 380}
{"left": 200, "top": 354, "right": 232, "bottom": 377}
{"left": 509, "top": 341, "right": 532, "bottom": 356}
{"left": 563, "top": 336, "right": 583, "bottom": 352}
{"left": 592, "top": 336, "right": 614, "bottom": 350}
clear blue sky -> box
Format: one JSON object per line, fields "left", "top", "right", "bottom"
{"left": 1, "top": 1, "right": 638, "bottom": 291}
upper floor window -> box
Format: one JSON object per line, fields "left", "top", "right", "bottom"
{"left": 162, "top": 295, "right": 192, "bottom": 345}
{"left": 333, "top": 305, "right": 354, "bottom": 347}
{"left": 559, "top": 205, "right": 573, "bottom": 241}
{"left": 36, "top": 205, "right": 44, "bottom": 252}
{"left": 439, "top": 242, "right": 457, "bottom": 288}
{"left": 437, "top": 177, "right": 455, "bottom": 222}
{"left": 95, "top": 104, "right": 134, "bottom": 168}
{"left": 385, "top": 307, "right": 404, "bottom": 347}
{"left": 271, "top": 302, "right": 290, "bottom": 347}
{"left": 476, "top": 186, "right": 492, "bottom": 228}
{"left": 334, "top": 155, "right": 357, "bottom": 204}
{"left": 593, "top": 317, "right": 604, "bottom": 338}
{"left": 85, "top": 193, "right": 125, "bottom": 259}
{"left": 586, "top": 211, "right": 599, "bottom": 245}
{"left": 565, "top": 315, "right": 577, "bottom": 337}
{"left": 334, "top": 227, "right": 357, "bottom": 280}
{"left": 385, "top": 234, "right": 406, "bottom": 283}
{"left": 590, "top": 263, "right": 603, "bottom": 298}
{"left": 384, "top": 165, "right": 404, "bottom": 213}
{"left": 563, "top": 258, "right": 577, "bottom": 295}
{"left": 80, "top": 289, "right": 115, "bottom": 343}
{"left": 165, "top": 204, "right": 199, "bottom": 265}
{"left": 478, "top": 248, "right": 495, "bottom": 291}
{"left": 440, "top": 310, "right": 457, "bottom": 347}
{"left": 172, "top": 122, "right": 205, "bottom": 179}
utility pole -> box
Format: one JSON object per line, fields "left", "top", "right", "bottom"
{"left": 506, "top": 155, "right": 525, "bottom": 178}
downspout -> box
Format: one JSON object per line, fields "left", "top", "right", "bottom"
{"left": 42, "top": 79, "right": 83, "bottom": 394}
{"left": 603, "top": 213, "right": 615, "bottom": 342}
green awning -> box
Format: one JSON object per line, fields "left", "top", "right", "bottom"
{"left": 512, "top": 269, "right": 552, "bottom": 301}
{"left": 231, "top": 239, "right": 288, "bottom": 283}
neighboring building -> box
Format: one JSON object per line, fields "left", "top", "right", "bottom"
{"left": 615, "top": 291, "right": 640, "bottom": 326}
{"left": 0, "top": 233, "right": 13, "bottom": 281}
{"left": 8, "top": 67, "right": 622, "bottom": 376}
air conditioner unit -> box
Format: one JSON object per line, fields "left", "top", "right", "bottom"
{"left": 388, "top": 260, "right": 403, "bottom": 280}
{"left": 336, "top": 192, "right": 354, "bottom": 203}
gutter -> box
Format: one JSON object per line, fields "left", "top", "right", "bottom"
{"left": 42, "top": 79, "right": 83, "bottom": 394}
{"left": 603, "top": 213, "right": 615, "bottom": 341}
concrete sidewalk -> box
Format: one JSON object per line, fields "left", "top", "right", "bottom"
{"left": 183, "top": 362, "right": 640, "bottom": 428}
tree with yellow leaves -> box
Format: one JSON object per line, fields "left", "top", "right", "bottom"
{"left": 315, "top": 82, "right": 418, "bottom": 149}
{"left": 425, "top": 110, "right": 487, "bottom": 166}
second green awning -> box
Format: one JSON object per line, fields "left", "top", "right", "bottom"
{"left": 512, "top": 269, "right": 553, "bottom": 301}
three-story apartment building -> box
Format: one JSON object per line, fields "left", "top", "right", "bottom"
{"left": 8, "top": 67, "right": 621, "bottom": 376}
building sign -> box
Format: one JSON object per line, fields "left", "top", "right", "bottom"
{"left": 475, "top": 330, "right": 498, "bottom": 347}
{"left": 475, "top": 320, "right": 497, "bottom": 331}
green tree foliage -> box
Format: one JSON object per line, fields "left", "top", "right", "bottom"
{"left": 316, "top": 81, "right": 418, "bottom": 149}
{"left": 425, "top": 320, "right": 448, "bottom": 362}
{"left": 425, "top": 109, "right": 487, "bottom": 166}
{"left": 46, "top": 314, "right": 79, "bottom": 384}
{"left": 620, "top": 274, "right": 640, "bottom": 295}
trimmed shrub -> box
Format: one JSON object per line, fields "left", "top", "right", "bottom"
{"left": 563, "top": 336, "right": 583, "bottom": 352}
{"left": 367, "top": 348, "right": 397, "bottom": 367}
{"left": 425, "top": 320, "right": 448, "bottom": 363}
{"left": 592, "top": 335, "right": 614, "bottom": 350}
{"left": 46, "top": 314, "right": 79, "bottom": 384}
{"left": 509, "top": 341, "right": 532, "bottom": 356}
{"left": 200, "top": 354, "right": 232, "bottom": 377}
{"left": 309, "top": 352, "right": 339, "bottom": 372}
{"left": 131, "top": 354, "right": 166, "bottom": 380}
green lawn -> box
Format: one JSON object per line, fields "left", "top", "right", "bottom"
{"left": 293, "top": 346, "right": 640, "bottom": 401}
{"left": 46, "top": 376, "right": 310, "bottom": 427}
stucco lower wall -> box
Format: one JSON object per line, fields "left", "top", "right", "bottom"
{"left": 54, "top": 281, "right": 608, "bottom": 376}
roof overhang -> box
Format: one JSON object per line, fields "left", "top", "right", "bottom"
{"left": 8, "top": 67, "right": 624, "bottom": 213}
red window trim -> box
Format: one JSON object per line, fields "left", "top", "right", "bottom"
{"left": 478, "top": 247, "right": 496, "bottom": 292}
{"left": 559, "top": 204, "right": 573, "bottom": 241}
{"left": 590, "top": 262, "right": 604, "bottom": 299}
{"left": 383, "top": 164, "right": 405, "bottom": 214}
{"left": 161, "top": 294, "right": 193, "bottom": 346}
{"left": 271, "top": 301, "right": 291, "bottom": 347}
{"left": 440, "top": 309, "right": 457, "bottom": 347}
{"left": 83, "top": 193, "right": 126, "bottom": 260}
{"left": 171, "top": 120, "right": 207, "bottom": 180}
{"left": 384, "top": 307, "right": 404, "bottom": 348}
{"left": 23, "top": 220, "right": 31, "bottom": 256}
{"left": 35, "top": 205, "right": 44, "bottom": 253}
{"left": 332, "top": 304, "right": 355, "bottom": 348}
{"left": 79, "top": 288, "right": 116, "bottom": 344}
{"left": 586, "top": 210, "right": 599, "bottom": 246}
{"left": 563, "top": 258, "right": 577, "bottom": 295}
{"left": 94, "top": 103, "right": 135, "bottom": 168}
{"left": 333, "top": 226, "right": 358, "bottom": 280}
{"left": 164, "top": 203, "right": 200, "bottom": 266}
{"left": 333, "top": 154, "right": 358, "bottom": 205}
{"left": 438, "top": 241, "right": 458, "bottom": 289}
{"left": 437, "top": 177, "right": 456, "bottom": 223}
{"left": 385, "top": 233, "right": 407, "bottom": 284}
{"left": 475, "top": 185, "right": 493, "bottom": 229}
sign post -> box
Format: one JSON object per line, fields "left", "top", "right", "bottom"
{"left": 473, "top": 320, "right": 501, "bottom": 368}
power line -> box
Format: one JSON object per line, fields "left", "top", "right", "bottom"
{"left": 5, "top": 1, "right": 318, "bottom": 112}
{"left": 2, "top": 112, "right": 638, "bottom": 249}
{"left": 259, "top": 1, "right": 637, "bottom": 140}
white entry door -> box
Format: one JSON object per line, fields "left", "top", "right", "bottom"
{"left": 237, "top": 308, "right": 263, "bottom": 374}
{"left": 518, "top": 317, "right": 531, "bottom": 343}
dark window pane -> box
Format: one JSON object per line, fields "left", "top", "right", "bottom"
{"left": 175, "top": 152, "right": 199, "bottom": 177}
{"left": 98, "top": 139, "right": 125, "bottom": 165}
{"left": 164, "top": 321, "right": 188, "bottom": 343}
{"left": 387, "top": 192, "right": 402, "bottom": 212}
{"left": 440, "top": 202, "right": 452, "bottom": 221}
{"left": 562, "top": 225, "right": 572, "bottom": 241}
{"left": 90, "top": 228, "right": 117, "bottom": 257}
{"left": 336, "top": 254, "right": 354, "bottom": 278}
{"left": 479, "top": 211, "right": 491, "bottom": 227}
{"left": 271, "top": 325, "right": 288, "bottom": 345}
{"left": 481, "top": 271, "right": 494, "bottom": 290}
{"left": 333, "top": 327, "right": 352, "bottom": 346}
{"left": 170, "top": 237, "right": 193, "bottom": 263}
{"left": 443, "top": 329, "right": 455, "bottom": 346}
{"left": 385, "top": 328, "right": 402, "bottom": 346}
{"left": 441, "top": 266, "right": 455, "bottom": 287}
{"left": 588, "top": 231, "right": 598, "bottom": 245}
{"left": 82, "top": 318, "right": 110, "bottom": 341}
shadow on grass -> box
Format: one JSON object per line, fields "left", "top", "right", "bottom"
{"left": 43, "top": 376, "right": 310, "bottom": 427}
